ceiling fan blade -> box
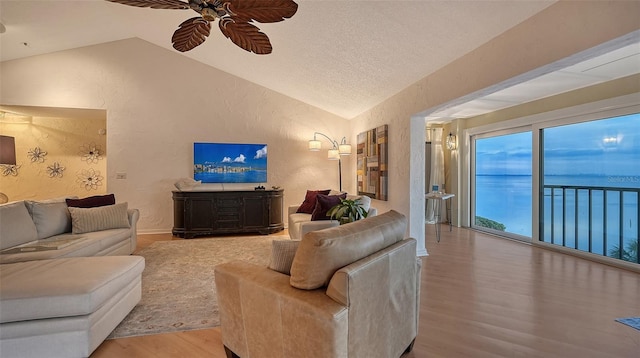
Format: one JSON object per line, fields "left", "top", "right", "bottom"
{"left": 172, "top": 17, "right": 211, "bottom": 52}
{"left": 105, "top": 0, "right": 189, "bottom": 10}
{"left": 218, "top": 18, "right": 272, "bottom": 55}
{"left": 224, "top": 0, "right": 298, "bottom": 23}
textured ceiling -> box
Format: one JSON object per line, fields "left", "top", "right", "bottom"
{"left": 0, "top": 0, "right": 558, "bottom": 119}
{"left": 425, "top": 40, "right": 640, "bottom": 121}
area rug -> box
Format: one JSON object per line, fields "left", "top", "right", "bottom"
{"left": 107, "top": 235, "right": 276, "bottom": 339}
{"left": 615, "top": 317, "right": 640, "bottom": 331}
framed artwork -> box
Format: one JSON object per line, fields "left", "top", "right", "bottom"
{"left": 357, "top": 124, "right": 388, "bottom": 201}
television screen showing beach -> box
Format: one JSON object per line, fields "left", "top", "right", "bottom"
{"left": 194, "top": 143, "right": 267, "bottom": 183}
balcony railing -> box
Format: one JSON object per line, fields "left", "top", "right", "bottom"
{"left": 541, "top": 184, "right": 640, "bottom": 264}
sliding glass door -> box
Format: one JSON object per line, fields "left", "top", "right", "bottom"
{"left": 472, "top": 130, "right": 532, "bottom": 240}
{"left": 540, "top": 114, "right": 640, "bottom": 263}
{"left": 464, "top": 96, "right": 639, "bottom": 267}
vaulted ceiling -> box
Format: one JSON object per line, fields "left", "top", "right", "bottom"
{"left": 2, "top": 1, "right": 639, "bottom": 121}
{"left": 1, "top": 0, "right": 562, "bottom": 119}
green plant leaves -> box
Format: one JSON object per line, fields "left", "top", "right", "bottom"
{"left": 327, "top": 198, "right": 368, "bottom": 223}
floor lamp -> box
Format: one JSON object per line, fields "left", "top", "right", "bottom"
{"left": 0, "top": 135, "right": 17, "bottom": 203}
{"left": 308, "top": 132, "right": 352, "bottom": 192}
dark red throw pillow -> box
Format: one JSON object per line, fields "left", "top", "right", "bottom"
{"left": 296, "top": 189, "right": 331, "bottom": 214}
{"left": 66, "top": 194, "right": 116, "bottom": 208}
{"left": 311, "top": 193, "right": 346, "bottom": 221}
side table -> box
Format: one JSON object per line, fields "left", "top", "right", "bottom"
{"left": 425, "top": 192, "right": 455, "bottom": 242}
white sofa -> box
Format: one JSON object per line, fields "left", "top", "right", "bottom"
{"left": 288, "top": 193, "right": 378, "bottom": 241}
{"left": 0, "top": 198, "right": 138, "bottom": 264}
{"left": 0, "top": 197, "right": 144, "bottom": 358}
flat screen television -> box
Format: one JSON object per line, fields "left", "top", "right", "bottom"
{"left": 194, "top": 142, "right": 267, "bottom": 183}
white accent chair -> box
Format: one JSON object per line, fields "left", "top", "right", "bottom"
{"left": 288, "top": 193, "right": 377, "bottom": 241}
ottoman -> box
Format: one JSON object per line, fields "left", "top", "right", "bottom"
{"left": 0, "top": 255, "right": 145, "bottom": 358}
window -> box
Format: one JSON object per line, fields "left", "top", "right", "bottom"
{"left": 461, "top": 94, "right": 640, "bottom": 268}
{"left": 472, "top": 130, "right": 532, "bottom": 240}
{"left": 540, "top": 114, "right": 640, "bottom": 263}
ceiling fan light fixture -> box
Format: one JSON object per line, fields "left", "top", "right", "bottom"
{"left": 105, "top": 0, "right": 298, "bottom": 54}
{"left": 201, "top": 7, "right": 217, "bottom": 21}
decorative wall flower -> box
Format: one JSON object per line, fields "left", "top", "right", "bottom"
{"left": 47, "top": 162, "right": 66, "bottom": 178}
{"left": 79, "top": 143, "right": 103, "bottom": 164}
{"left": 27, "top": 147, "right": 47, "bottom": 163}
{"left": 0, "top": 164, "right": 20, "bottom": 177}
{"left": 77, "top": 168, "right": 103, "bottom": 190}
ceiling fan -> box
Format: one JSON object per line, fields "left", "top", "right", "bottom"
{"left": 105, "top": 0, "right": 298, "bottom": 54}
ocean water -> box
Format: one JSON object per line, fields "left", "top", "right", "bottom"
{"left": 475, "top": 175, "right": 532, "bottom": 236}
{"left": 475, "top": 175, "right": 639, "bottom": 256}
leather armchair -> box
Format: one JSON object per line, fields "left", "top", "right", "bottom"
{"left": 215, "top": 210, "right": 421, "bottom": 358}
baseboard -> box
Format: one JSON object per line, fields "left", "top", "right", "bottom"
{"left": 534, "top": 241, "right": 640, "bottom": 274}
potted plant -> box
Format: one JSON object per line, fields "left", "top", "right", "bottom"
{"left": 327, "top": 198, "right": 368, "bottom": 224}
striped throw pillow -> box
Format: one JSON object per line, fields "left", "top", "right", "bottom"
{"left": 268, "top": 240, "right": 300, "bottom": 275}
{"left": 68, "top": 202, "right": 130, "bottom": 234}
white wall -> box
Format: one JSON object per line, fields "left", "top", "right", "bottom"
{"left": 1, "top": 38, "right": 349, "bottom": 233}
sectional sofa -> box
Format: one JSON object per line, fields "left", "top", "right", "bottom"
{"left": 0, "top": 196, "right": 145, "bottom": 357}
{"left": 0, "top": 197, "right": 138, "bottom": 264}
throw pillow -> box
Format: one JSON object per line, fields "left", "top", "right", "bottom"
{"left": 346, "top": 194, "right": 371, "bottom": 212}
{"left": 24, "top": 200, "right": 72, "bottom": 239}
{"left": 310, "top": 193, "right": 346, "bottom": 221}
{"left": 0, "top": 201, "right": 39, "bottom": 250}
{"left": 68, "top": 202, "right": 130, "bottom": 234}
{"left": 66, "top": 194, "right": 116, "bottom": 208}
{"left": 296, "top": 189, "right": 331, "bottom": 214}
{"left": 268, "top": 240, "right": 300, "bottom": 275}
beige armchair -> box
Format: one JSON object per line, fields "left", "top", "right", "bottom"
{"left": 288, "top": 193, "right": 378, "bottom": 241}
{"left": 215, "top": 210, "right": 421, "bottom": 358}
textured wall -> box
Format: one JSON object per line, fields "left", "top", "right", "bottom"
{"left": 0, "top": 112, "right": 107, "bottom": 201}
{"left": 0, "top": 39, "right": 348, "bottom": 233}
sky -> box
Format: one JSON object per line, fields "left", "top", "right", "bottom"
{"left": 475, "top": 131, "right": 532, "bottom": 175}
{"left": 475, "top": 114, "right": 640, "bottom": 179}
{"left": 543, "top": 114, "right": 640, "bottom": 176}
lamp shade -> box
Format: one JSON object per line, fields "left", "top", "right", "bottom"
{"left": 327, "top": 148, "right": 340, "bottom": 160}
{"left": 339, "top": 144, "right": 352, "bottom": 155}
{"left": 0, "top": 136, "right": 16, "bottom": 165}
{"left": 308, "top": 139, "right": 321, "bottom": 151}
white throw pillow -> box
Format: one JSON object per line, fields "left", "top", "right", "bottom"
{"left": 346, "top": 194, "right": 371, "bottom": 212}
{"left": 68, "top": 202, "right": 130, "bottom": 234}
{"left": 0, "top": 201, "right": 39, "bottom": 250}
{"left": 25, "top": 200, "right": 72, "bottom": 239}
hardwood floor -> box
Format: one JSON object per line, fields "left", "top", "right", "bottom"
{"left": 92, "top": 227, "right": 640, "bottom": 357}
